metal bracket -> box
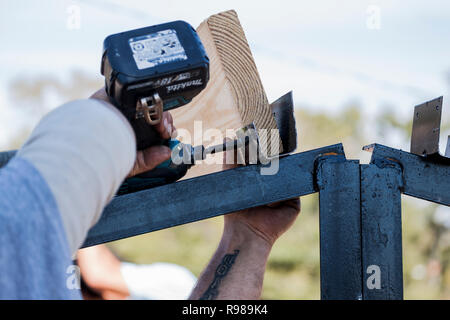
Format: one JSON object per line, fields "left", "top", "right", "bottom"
{"left": 270, "top": 91, "right": 297, "bottom": 155}
{"left": 411, "top": 96, "right": 449, "bottom": 159}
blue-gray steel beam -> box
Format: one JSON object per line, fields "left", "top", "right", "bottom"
{"left": 316, "top": 156, "right": 363, "bottom": 300}
{"left": 0, "top": 150, "right": 16, "bottom": 168}
{"left": 361, "top": 160, "right": 403, "bottom": 300}
{"left": 446, "top": 135, "right": 450, "bottom": 158}
{"left": 83, "top": 144, "right": 344, "bottom": 247}
{"left": 368, "top": 144, "right": 450, "bottom": 206}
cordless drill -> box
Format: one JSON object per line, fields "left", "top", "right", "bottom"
{"left": 101, "top": 21, "right": 210, "bottom": 194}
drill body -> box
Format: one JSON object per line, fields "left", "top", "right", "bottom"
{"left": 101, "top": 21, "right": 209, "bottom": 194}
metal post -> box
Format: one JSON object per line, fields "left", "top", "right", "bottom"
{"left": 360, "top": 159, "right": 404, "bottom": 299}
{"left": 316, "top": 155, "right": 363, "bottom": 300}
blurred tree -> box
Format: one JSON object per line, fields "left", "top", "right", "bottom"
{"left": 9, "top": 70, "right": 102, "bottom": 117}
{"left": 376, "top": 106, "right": 450, "bottom": 143}
{"left": 6, "top": 70, "right": 102, "bottom": 148}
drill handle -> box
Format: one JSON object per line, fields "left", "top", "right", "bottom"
{"left": 131, "top": 118, "right": 166, "bottom": 150}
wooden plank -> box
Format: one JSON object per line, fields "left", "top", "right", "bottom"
{"left": 171, "top": 10, "right": 280, "bottom": 179}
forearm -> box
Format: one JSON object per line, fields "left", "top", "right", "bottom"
{"left": 189, "top": 222, "right": 272, "bottom": 300}
{"left": 17, "top": 99, "right": 136, "bottom": 254}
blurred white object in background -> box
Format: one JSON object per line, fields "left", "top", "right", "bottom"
{"left": 433, "top": 206, "right": 450, "bottom": 229}
{"left": 120, "top": 262, "right": 197, "bottom": 300}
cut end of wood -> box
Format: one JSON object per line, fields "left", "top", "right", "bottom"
{"left": 171, "top": 10, "right": 283, "bottom": 180}
{"left": 198, "top": 10, "right": 282, "bottom": 156}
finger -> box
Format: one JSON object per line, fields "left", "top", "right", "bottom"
{"left": 171, "top": 125, "right": 178, "bottom": 139}
{"left": 89, "top": 88, "right": 109, "bottom": 102}
{"left": 169, "top": 113, "right": 177, "bottom": 138}
{"left": 284, "top": 198, "right": 301, "bottom": 211}
{"left": 267, "top": 198, "right": 301, "bottom": 211}
{"left": 128, "top": 145, "right": 171, "bottom": 177}
{"left": 154, "top": 112, "right": 174, "bottom": 140}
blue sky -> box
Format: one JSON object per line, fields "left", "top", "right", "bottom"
{"left": 0, "top": 0, "right": 450, "bottom": 149}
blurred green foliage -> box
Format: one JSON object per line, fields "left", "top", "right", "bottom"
{"left": 5, "top": 71, "right": 450, "bottom": 299}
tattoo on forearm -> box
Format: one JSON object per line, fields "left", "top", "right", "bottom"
{"left": 199, "top": 250, "right": 240, "bottom": 300}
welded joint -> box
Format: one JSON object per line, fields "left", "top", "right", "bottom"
{"left": 369, "top": 156, "right": 404, "bottom": 192}
{"left": 314, "top": 153, "right": 347, "bottom": 191}
{"left": 364, "top": 144, "right": 405, "bottom": 191}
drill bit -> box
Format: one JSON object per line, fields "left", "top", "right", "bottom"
{"left": 203, "top": 136, "right": 250, "bottom": 157}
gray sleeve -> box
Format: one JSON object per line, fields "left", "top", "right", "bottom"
{"left": 0, "top": 157, "right": 82, "bottom": 299}
{"left": 17, "top": 99, "right": 136, "bottom": 254}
